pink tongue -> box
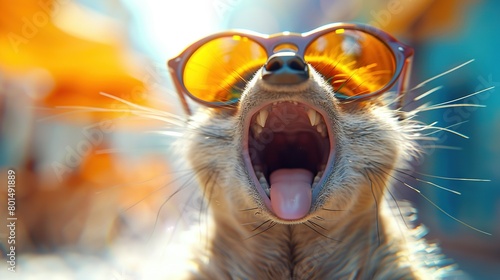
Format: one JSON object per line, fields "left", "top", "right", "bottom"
{"left": 270, "top": 169, "right": 313, "bottom": 220}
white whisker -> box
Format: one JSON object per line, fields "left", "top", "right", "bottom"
{"left": 417, "top": 103, "right": 485, "bottom": 112}
{"left": 428, "top": 86, "right": 495, "bottom": 108}
{"left": 393, "top": 169, "right": 461, "bottom": 195}
{"left": 421, "top": 124, "right": 469, "bottom": 139}
{"left": 413, "top": 86, "right": 443, "bottom": 101}
{"left": 99, "top": 92, "right": 186, "bottom": 122}
{"left": 412, "top": 59, "right": 474, "bottom": 90}
{"left": 150, "top": 131, "right": 184, "bottom": 137}
{"left": 37, "top": 108, "right": 105, "bottom": 122}
{"left": 420, "top": 145, "right": 462, "bottom": 150}
{"left": 413, "top": 172, "right": 491, "bottom": 182}
{"left": 418, "top": 192, "right": 491, "bottom": 235}
{"left": 422, "top": 121, "right": 468, "bottom": 136}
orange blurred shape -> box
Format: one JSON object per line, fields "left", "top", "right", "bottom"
{"left": 79, "top": 145, "right": 172, "bottom": 205}
{"left": 365, "top": 0, "right": 477, "bottom": 40}
{"left": 0, "top": 0, "right": 148, "bottom": 118}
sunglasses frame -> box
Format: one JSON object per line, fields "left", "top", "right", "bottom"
{"left": 168, "top": 22, "right": 414, "bottom": 115}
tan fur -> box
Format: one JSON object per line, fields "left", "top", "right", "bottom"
{"left": 179, "top": 68, "right": 454, "bottom": 279}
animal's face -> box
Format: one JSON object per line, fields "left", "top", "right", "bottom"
{"left": 169, "top": 23, "right": 417, "bottom": 224}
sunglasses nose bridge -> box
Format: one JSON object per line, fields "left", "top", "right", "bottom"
{"left": 261, "top": 51, "right": 309, "bottom": 85}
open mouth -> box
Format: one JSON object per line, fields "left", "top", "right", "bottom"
{"left": 243, "top": 101, "right": 335, "bottom": 221}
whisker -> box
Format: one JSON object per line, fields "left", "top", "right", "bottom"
{"left": 251, "top": 220, "right": 272, "bottom": 232}
{"left": 429, "top": 86, "right": 495, "bottom": 108}
{"left": 412, "top": 59, "right": 474, "bottom": 90}
{"left": 198, "top": 170, "right": 219, "bottom": 241}
{"left": 376, "top": 165, "right": 491, "bottom": 235}
{"left": 308, "top": 220, "right": 328, "bottom": 231}
{"left": 303, "top": 223, "right": 341, "bottom": 242}
{"left": 239, "top": 207, "right": 259, "bottom": 212}
{"left": 365, "top": 170, "right": 383, "bottom": 246}
{"left": 146, "top": 172, "right": 199, "bottom": 242}
{"left": 417, "top": 192, "right": 491, "bottom": 235}
{"left": 420, "top": 145, "right": 462, "bottom": 150}
{"left": 99, "top": 92, "right": 186, "bottom": 121}
{"left": 241, "top": 222, "right": 261, "bottom": 226}
{"left": 36, "top": 108, "right": 107, "bottom": 122}
{"left": 385, "top": 188, "right": 412, "bottom": 230}
{"left": 412, "top": 172, "right": 491, "bottom": 182}
{"left": 420, "top": 124, "right": 469, "bottom": 139}
{"left": 244, "top": 221, "right": 277, "bottom": 240}
{"left": 417, "top": 103, "right": 485, "bottom": 112}
{"left": 321, "top": 208, "right": 344, "bottom": 212}
{"left": 149, "top": 131, "right": 184, "bottom": 138}
{"left": 393, "top": 169, "right": 462, "bottom": 195}
{"left": 422, "top": 121, "right": 469, "bottom": 137}
{"left": 413, "top": 86, "right": 443, "bottom": 101}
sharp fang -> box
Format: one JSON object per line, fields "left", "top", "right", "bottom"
{"left": 253, "top": 124, "right": 263, "bottom": 137}
{"left": 307, "top": 109, "right": 320, "bottom": 126}
{"left": 256, "top": 110, "right": 268, "bottom": 127}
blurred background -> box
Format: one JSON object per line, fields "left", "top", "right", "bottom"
{"left": 0, "top": 0, "right": 498, "bottom": 278}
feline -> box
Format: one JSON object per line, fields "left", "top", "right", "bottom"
{"left": 162, "top": 23, "right": 481, "bottom": 279}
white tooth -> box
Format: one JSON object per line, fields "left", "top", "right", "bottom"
{"left": 318, "top": 124, "right": 327, "bottom": 138}
{"left": 316, "top": 123, "right": 323, "bottom": 134}
{"left": 256, "top": 170, "right": 269, "bottom": 193}
{"left": 256, "top": 110, "right": 268, "bottom": 127}
{"left": 307, "top": 109, "right": 317, "bottom": 126}
{"left": 313, "top": 174, "right": 321, "bottom": 184}
{"left": 259, "top": 176, "right": 267, "bottom": 186}
{"left": 292, "top": 101, "right": 298, "bottom": 105}
{"left": 259, "top": 176, "right": 270, "bottom": 195}
{"left": 307, "top": 109, "right": 321, "bottom": 126}
{"left": 253, "top": 124, "right": 263, "bottom": 137}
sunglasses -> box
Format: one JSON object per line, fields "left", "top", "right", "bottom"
{"left": 168, "top": 22, "right": 414, "bottom": 115}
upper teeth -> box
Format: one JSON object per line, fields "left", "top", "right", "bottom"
{"left": 252, "top": 102, "right": 327, "bottom": 139}
{"left": 256, "top": 109, "right": 268, "bottom": 127}
{"left": 307, "top": 109, "right": 321, "bottom": 126}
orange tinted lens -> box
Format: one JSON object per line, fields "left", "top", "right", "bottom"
{"left": 183, "top": 35, "right": 267, "bottom": 104}
{"left": 304, "top": 29, "right": 396, "bottom": 97}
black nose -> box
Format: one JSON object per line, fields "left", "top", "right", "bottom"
{"left": 261, "top": 52, "right": 309, "bottom": 85}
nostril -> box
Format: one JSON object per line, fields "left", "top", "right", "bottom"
{"left": 265, "top": 58, "right": 284, "bottom": 72}
{"left": 288, "top": 58, "right": 306, "bottom": 71}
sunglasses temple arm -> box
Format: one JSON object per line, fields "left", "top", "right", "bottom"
{"left": 168, "top": 70, "right": 193, "bottom": 115}
{"left": 396, "top": 56, "right": 413, "bottom": 118}
{"left": 178, "top": 90, "right": 192, "bottom": 115}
